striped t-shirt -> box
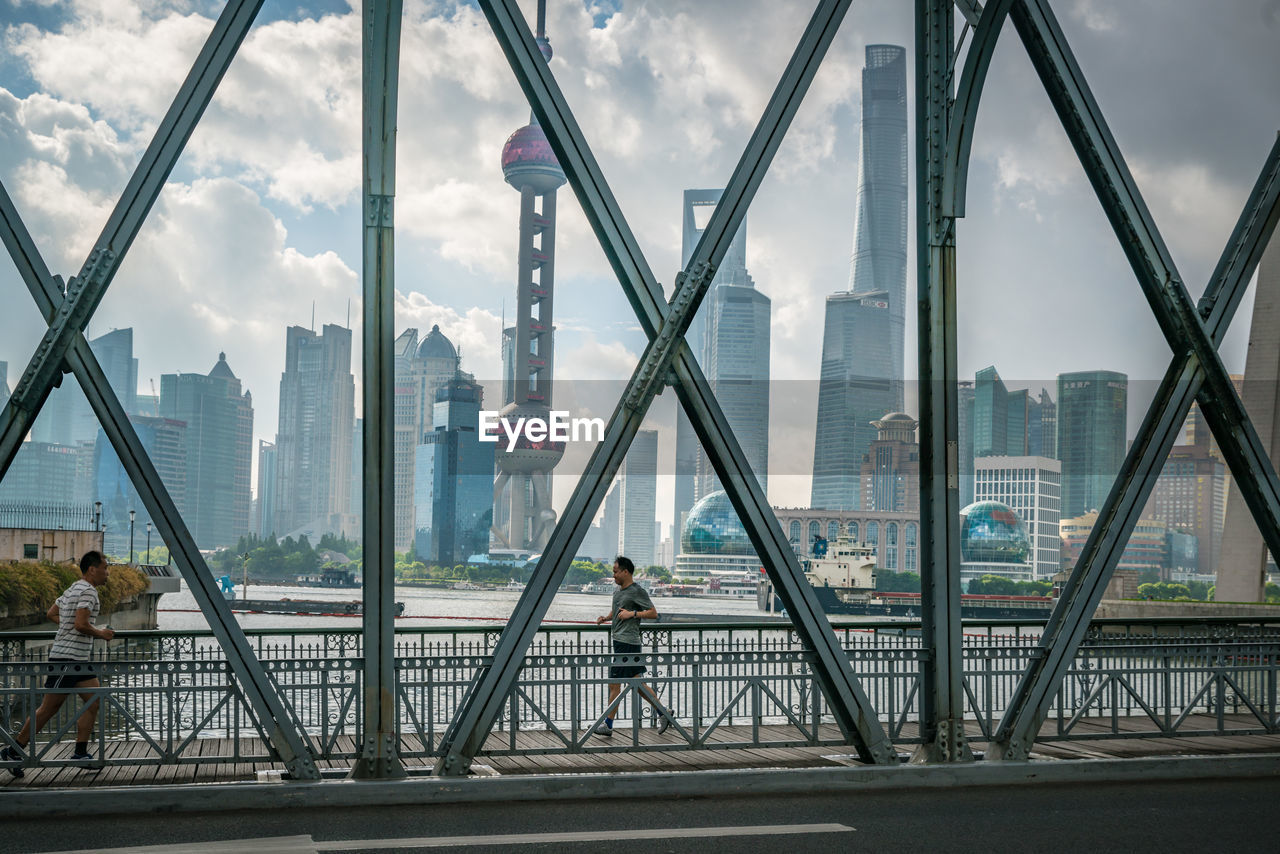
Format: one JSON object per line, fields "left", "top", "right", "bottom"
{"left": 48, "top": 579, "right": 100, "bottom": 660}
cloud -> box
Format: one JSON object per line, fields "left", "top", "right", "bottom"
{"left": 4, "top": 0, "right": 1278, "bottom": 522}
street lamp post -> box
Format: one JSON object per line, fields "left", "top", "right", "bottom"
{"left": 128, "top": 509, "right": 136, "bottom": 565}
{"left": 93, "top": 500, "right": 102, "bottom": 529}
{"left": 145, "top": 521, "right": 152, "bottom": 564}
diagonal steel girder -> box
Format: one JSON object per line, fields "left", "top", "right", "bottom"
{"left": 0, "top": 0, "right": 319, "bottom": 779}
{"left": 955, "top": 0, "right": 1280, "bottom": 759}
{"left": 434, "top": 0, "right": 894, "bottom": 776}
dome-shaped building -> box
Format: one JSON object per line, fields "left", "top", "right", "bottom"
{"left": 417, "top": 324, "right": 458, "bottom": 362}
{"left": 959, "top": 500, "right": 1034, "bottom": 584}
{"left": 674, "top": 491, "right": 762, "bottom": 581}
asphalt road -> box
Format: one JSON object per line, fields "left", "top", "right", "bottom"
{"left": 5, "top": 776, "right": 1276, "bottom": 853}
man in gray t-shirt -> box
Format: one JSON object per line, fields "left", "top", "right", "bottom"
{"left": 592, "top": 556, "right": 675, "bottom": 737}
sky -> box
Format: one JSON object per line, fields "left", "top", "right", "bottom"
{"left": 1, "top": 0, "right": 1278, "bottom": 532}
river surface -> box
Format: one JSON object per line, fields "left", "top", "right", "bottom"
{"left": 157, "top": 583, "right": 769, "bottom": 631}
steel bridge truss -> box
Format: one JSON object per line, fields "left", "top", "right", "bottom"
{"left": 2, "top": 0, "right": 1277, "bottom": 781}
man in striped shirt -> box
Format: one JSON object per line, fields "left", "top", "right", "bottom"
{"left": 2, "top": 551, "right": 115, "bottom": 776}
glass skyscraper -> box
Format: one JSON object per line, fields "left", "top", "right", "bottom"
{"left": 810, "top": 45, "right": 907, "bottom": 510}
{"left": 160, "top": 353, "right": 254, "bottom": 549}
{"left": 1056, "top": 370, "right": 1127, "bottom": 518}
{"left": 414, "top": 375, "right": 494, "bottom": 565}
{"left": 673, "top": 189, "right": 768, "bottom": 539}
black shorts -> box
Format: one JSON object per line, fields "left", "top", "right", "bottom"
{"left": 44, "top": 660, "right": 98, "bottom": 690}
{"left": 609, "top": 640, "right": 646, "bottom": 679}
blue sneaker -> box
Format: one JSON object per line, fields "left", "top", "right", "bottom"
{"left": 2, "top": 745, "right": 24, "bottom": 778}
{"left": 70, "top": 750, "right": 103, "bottom": 770}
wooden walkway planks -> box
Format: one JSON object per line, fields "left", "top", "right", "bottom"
{"left": 3, "top": 715, "right": 1278, "bottom": 790}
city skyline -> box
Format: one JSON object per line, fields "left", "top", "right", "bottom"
{"left": 0, "top": 2, "right": 1275, "bottom": 530}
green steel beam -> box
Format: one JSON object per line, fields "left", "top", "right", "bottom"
{"left": 913, "top": 0, "right": 972, "bottom": 763}
{"left": 353, "top": 0, "right": 406, "bottom": 779}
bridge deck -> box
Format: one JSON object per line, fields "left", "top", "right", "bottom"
{"left": 4, "top": 715, "right": 1277, "bottom": 790}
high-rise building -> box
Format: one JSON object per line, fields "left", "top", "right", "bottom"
{"left": 695, "top": 259, "right": 770, "bottom": 500}
{"left": 958, "top": 380, "right": 976, "bottom": 506}
{"left": 811, "top": 291, "right": 898, "bottom": 509}
{"left": 1031, "top": 388, "right": 1057, "bottom": 459}
{"left": 414, "top": 374, "right": 494, "bottom": 565}
{"left": 32, "top": 328, "right": 138, "bottom": 446}
{"left": 0, "top": 442, "right": 79, "bottom": 505}
{"left": 393, "top": 326, "right": 461, "bottom": 550}
{"left": 271, "top": 325, "right": 356, "bottom": 540}
{"left": 974, "top": 455, "right": 1061, "bottom": 578}
{"left": 1143, "top": 436, "right": 1226, "bottom": 577}
{"left": 860, "top": 412, "right": 919, "bottom": 512}
{"left": 94, "top": 416, "right": 187, "bottom": 556}
{"left": 255, "top": 439, "right": 277, "bottom": 538}
{"left": 619, "top": 429, "right": 658, "bottom": 567}
{"left": 974, "top": 366, "right": 1009, "bottom": 458}
{"left": 1217, "top": 237, "right": 1280, "bottom": 600}
{"left": 349, "top": 417, "right": 363, "bottom": 523}
{"left": 811, "top": 45, "right": 908, "bottom": 510}
{"left": 0, "top": 361, "right": 10, "bottom": 408}
{"left": 670, "top": 189, "right": 768, "bottom": 510}
{"left": 491, "top": 6, "right": 565, "bottom": 553}
{"left": 1056, "top": 370, "right": 1127, "bottom": 519}
{"left": 159, "top": 353, "right": 253, "bottom": 549}
{"left": 973, "top": 365, "right": 1056, "bottom": 460}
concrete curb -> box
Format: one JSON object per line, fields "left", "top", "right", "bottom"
{"left": 3, "top": 753, "right": 1279, "bottom": 818}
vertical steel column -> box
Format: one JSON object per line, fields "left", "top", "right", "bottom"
{"left": 353, "top": 0, "right": 406, "bottom": 780}
{"left": 914, "top": 0, "right": 971, "bottom": 763}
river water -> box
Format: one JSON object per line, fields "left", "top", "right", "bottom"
{"left": 157, "top": 583, "right": 768, "bottom": 632}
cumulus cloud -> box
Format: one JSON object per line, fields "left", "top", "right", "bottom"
{"left": 3, "top": 0, "right": 1277, "bottom": 518}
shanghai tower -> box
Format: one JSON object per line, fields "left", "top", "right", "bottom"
{"left": 490, "top": 0, "right": 565, "bottom": 551}
{"left": 810, "top": 45, "right": 907, "bottom": 510}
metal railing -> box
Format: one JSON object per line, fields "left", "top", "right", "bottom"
{"left": 2, "top": 617, "right": 1278, "bottom": 775}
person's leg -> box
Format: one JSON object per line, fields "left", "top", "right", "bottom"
{"left": 16, "top": 691, "right": 70, "bottom": 746}
{"left": 73, "top": 678, "right": 102, "bottom": 745}
{"left": 593, "top": 681, "right": 623, "bottom": 735}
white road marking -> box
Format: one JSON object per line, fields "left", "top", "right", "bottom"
{"left": 315, "top": 823, "right": 855, "bottom": 849}
{"left": 46, "top": 837, "right": 318, "bottom": 854}
{"left": 48, "top": 823, "right": 854, "bottom": 853}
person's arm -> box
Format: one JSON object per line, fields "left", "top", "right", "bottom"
{"left": 618, "top": 593, "right": 657, "bottom": 621}
{"left": 73, "top": 607, "right": 113, "bottom": 640}
{"left": 595, "top": 607, "right": 615, "bottom": 626}
{"left": 46, "top": 602, "right": 59, "bottom": 622}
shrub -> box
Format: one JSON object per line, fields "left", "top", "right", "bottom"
{"left": 0, "top": 561, "right": 148, "bottom": 616}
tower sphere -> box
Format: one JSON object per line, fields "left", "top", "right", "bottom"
{"left": 491, "top": 401, "right": 565, "bottom": 474}
{"left": 501, "top": 123, "right": 566, "bottom": 194}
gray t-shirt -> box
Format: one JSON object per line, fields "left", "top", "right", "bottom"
{"left": 49, "top": 579, "right": 99, "bottom": 660}
{"left": 610, "top": 582, "right": 654, "bottom": 645}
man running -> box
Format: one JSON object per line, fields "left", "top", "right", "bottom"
{"left": 2, "top": 551, "right": 114, "bottom": 776}
{"left": 592, "top": 556, "right": 674, "bottom": 736}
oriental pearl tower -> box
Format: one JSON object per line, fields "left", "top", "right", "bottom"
{"left": 491, "top": 0, "right": 565, "bottom": 552}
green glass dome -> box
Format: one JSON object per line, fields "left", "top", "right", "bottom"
{"left": 960, "top": 500, "right": 1030, "bottom": 564}
{"left": 681, "top": 491, "right": 756, "bottom": 556}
